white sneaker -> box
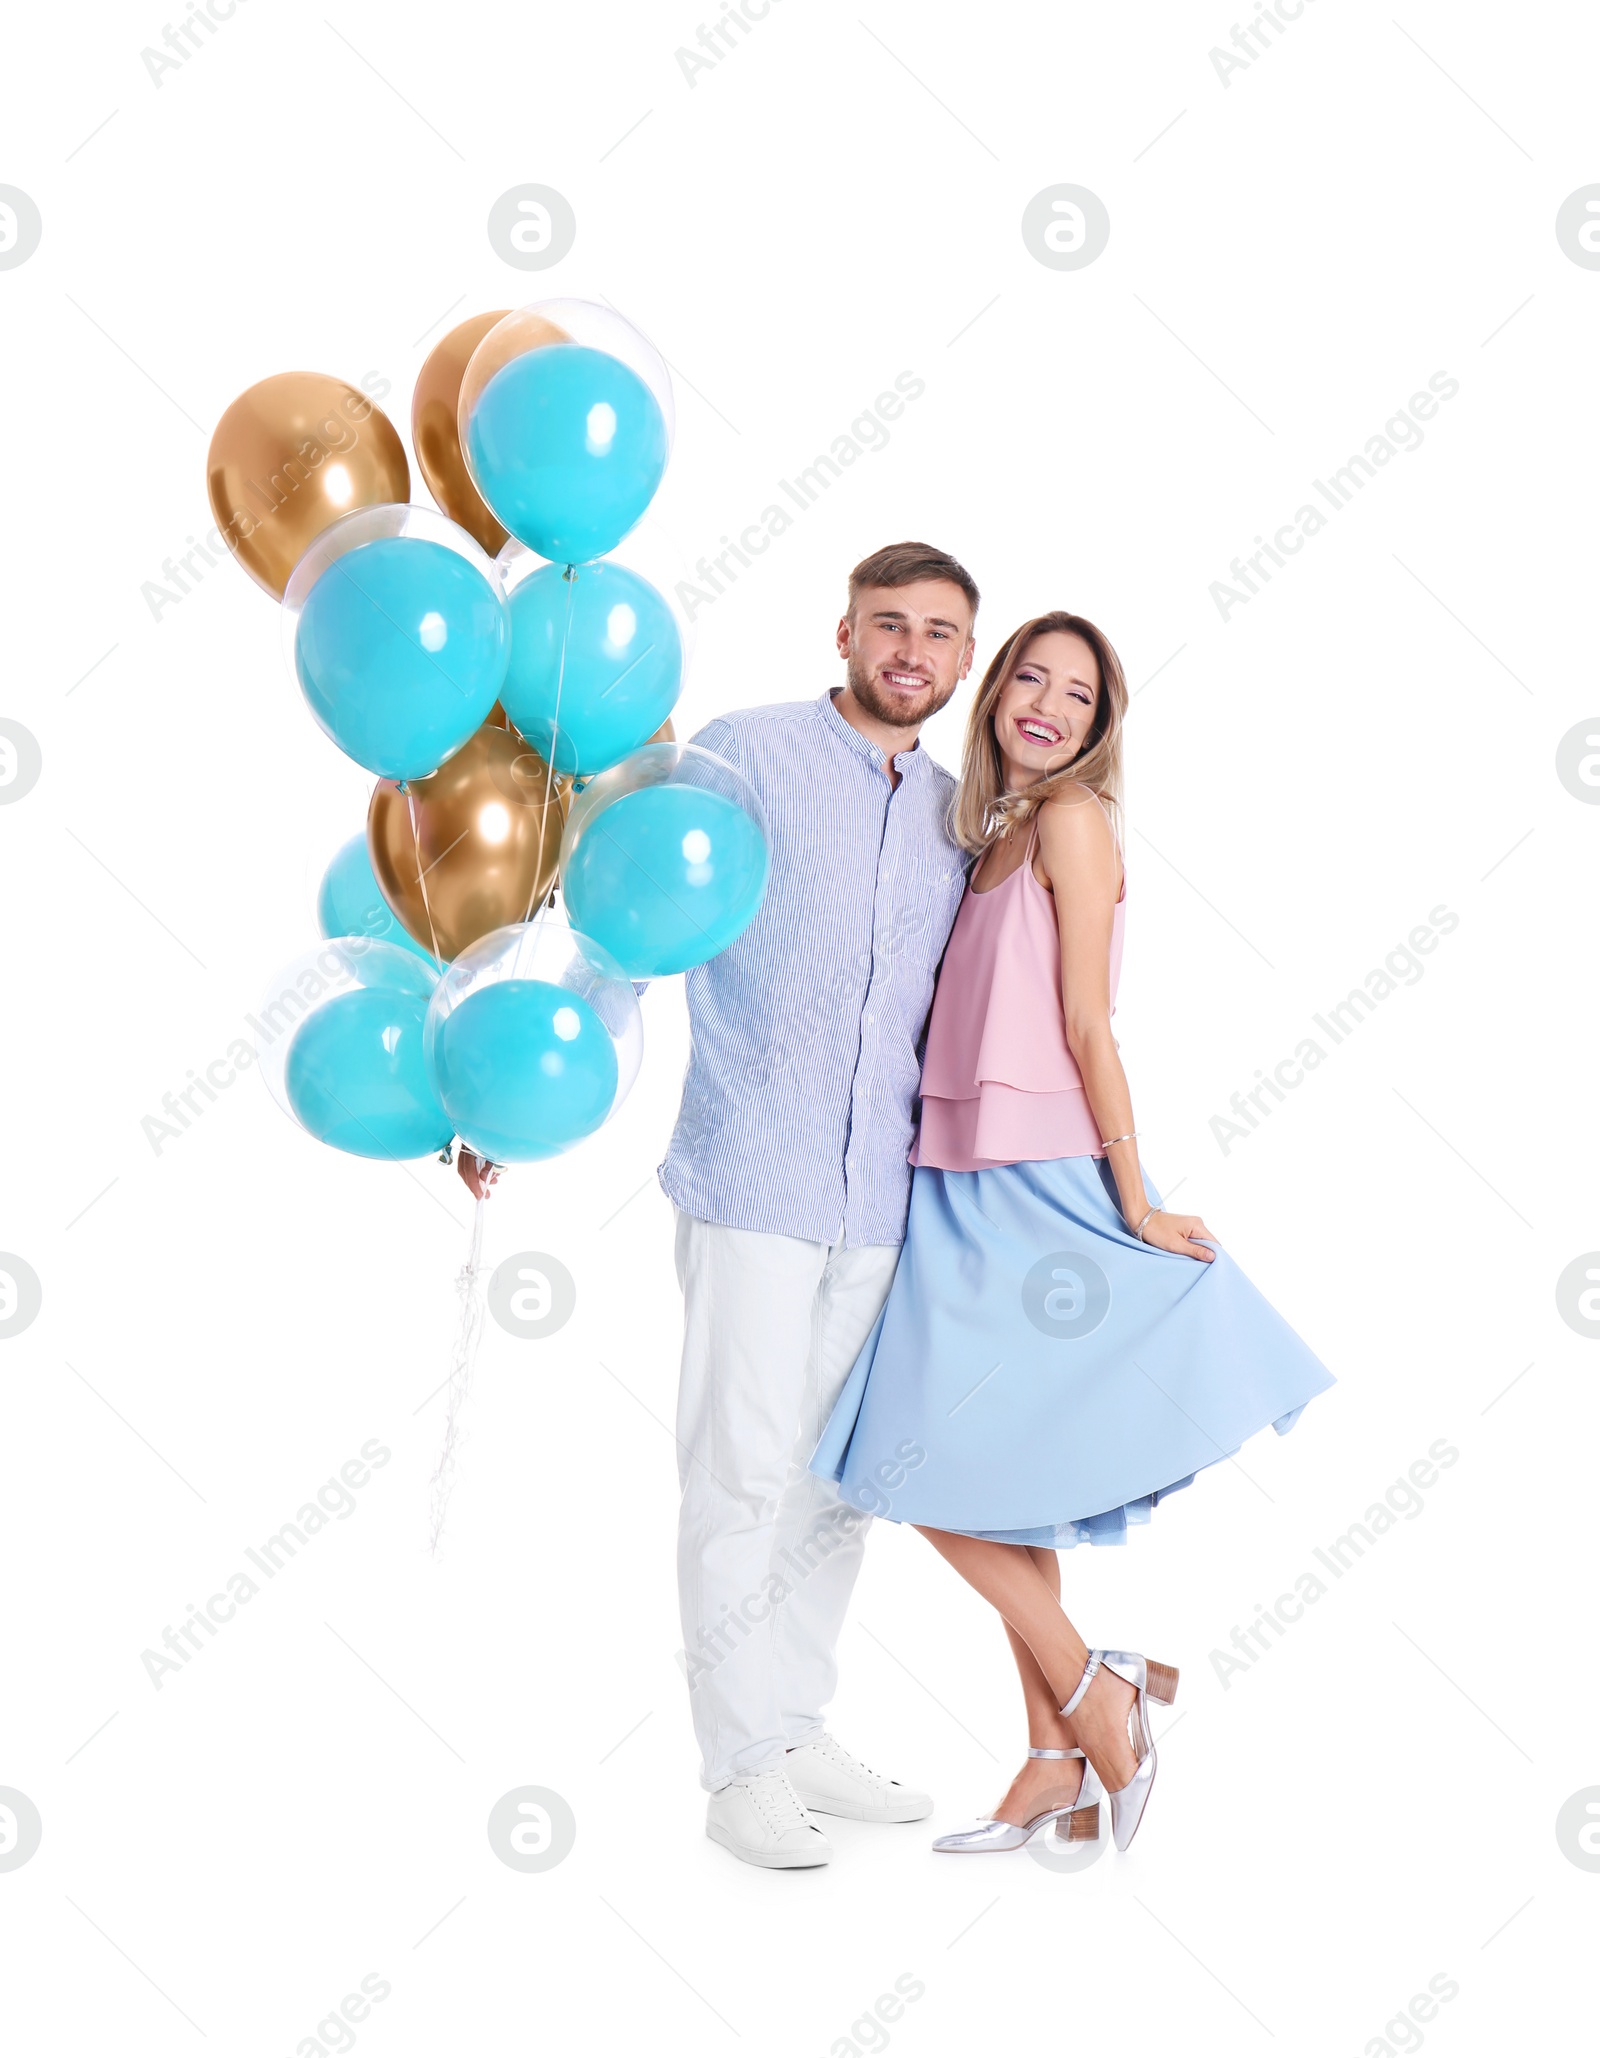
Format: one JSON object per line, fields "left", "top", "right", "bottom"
{"left": 786, "top": 1735, "right": 934, "bottom": 1822}
{"left": 705, "top": 1770, "right": 833, "bottom": 1869}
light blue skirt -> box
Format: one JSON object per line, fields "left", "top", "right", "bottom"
{"left": 810, "top": 1155, "right": 1335, "bottom": 1546}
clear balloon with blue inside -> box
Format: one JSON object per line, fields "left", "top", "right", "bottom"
{"left": 424, "top": 918, "right": 643, "bottom": 1164}
{"left": 498, "top": 546, "right": 682, "bottom": 775}
{"left": 558, "top": 742, "right": 770, "bottom": 978}
{"left": 254, "top": 938, "right": 451, "bottom": 1160}
{"left": 284, "top": 505, "right": 510, "bottom": 781}
{"left": 457, "top": 299, "right": 674, "bottom": 565}
{"left": 317, "top": 831, "right": 434, "bottom": 962}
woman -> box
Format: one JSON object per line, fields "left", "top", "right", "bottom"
{"left": 810, "top": 611, "right": 1334, "bottom": 1855}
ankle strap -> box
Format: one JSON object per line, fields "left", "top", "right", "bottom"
{"left": 1059, "top": 1651, "right": 1101, "bottom": 1719}
{"left": 1027, "top": 1746, "right": 1084, "bottom": 1760}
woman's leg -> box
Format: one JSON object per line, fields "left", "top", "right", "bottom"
{"left": 917, "top": 1527, "right": 1140, "bottom": 1793}
{"left": 1005, "top": 1549, "right": 1074, "bottom": 1739}
{"left": 986, "top": 1546, "right": 1091, "bottom": 1824}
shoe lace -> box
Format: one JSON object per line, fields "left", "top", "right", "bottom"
{"left": 816, "top": 1736, "right": 891, "bottom": 1788}
{"left": 750, "top": 1773, "right": 810, "bottom": 1833}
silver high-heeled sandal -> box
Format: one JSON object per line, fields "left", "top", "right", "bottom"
{"left": 930, "top": 1747, "right": 1104, "bottom": 1854}
{"left": 1059, "top": 1649, "right": 1179, "bottom": 1851}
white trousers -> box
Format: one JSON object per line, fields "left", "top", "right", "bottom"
{"left": 673, "top": 1210, "right": 901, "bottom": 1792}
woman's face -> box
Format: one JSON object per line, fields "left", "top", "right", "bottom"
{"left": 992, "top": 630, "right": 1101, "bottom": 787}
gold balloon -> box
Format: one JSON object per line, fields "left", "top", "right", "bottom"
{"left": 368, "top": 722, "right": 566, "bottom": 961}
{"left": 412, "top": 312, "right": 510, "bottom": 556}
{"left": 456, "top": 309, "right": 573, "bottom": 452}
{"left": 206, "top": 372, "right": 409, "bottom": 599}
{"left": 649, "top": 717, "right": 675, "bottom": 744}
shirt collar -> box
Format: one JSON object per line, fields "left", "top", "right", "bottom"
{"left": 817, "top": 688, "right": 930, "bottom": 777}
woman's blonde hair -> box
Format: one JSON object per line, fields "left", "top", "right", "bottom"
{"left": 949, "top": 610, "right": 1128, "bottom": 856}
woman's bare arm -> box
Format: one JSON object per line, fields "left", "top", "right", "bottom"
{"left": 1035, "top": 791, "right": 1214, "bottom": 1261}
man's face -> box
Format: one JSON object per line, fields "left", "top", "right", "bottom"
{"left": 837, "top": 579, "right": 975, "bottom": 731}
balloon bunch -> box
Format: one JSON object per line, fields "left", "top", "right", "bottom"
{"left": 209, "top": 299, "right": 770, "bottom": 1172}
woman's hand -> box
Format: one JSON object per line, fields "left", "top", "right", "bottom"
{"left": 456, "top": 1149, "right": 500, "bottom": 1200}
{"left": 1136, "top": 1208, "right": 1216, "bottom": 1262}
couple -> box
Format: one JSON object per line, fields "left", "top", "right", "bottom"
{"left": 658, "top": 540, "right": 1333, "bottom": 1868}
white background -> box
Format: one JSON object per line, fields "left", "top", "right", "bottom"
{"left": 3, "top": 0, "right": 1598, "bottom": 2051}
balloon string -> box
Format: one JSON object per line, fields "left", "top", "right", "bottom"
{"left": 525, "top": 562, "right": 577, "bottom": 927}
{"left": 428, "top": 1193, "right": 488, "bottom": 1558}
{"left": 407, "top": 786, "right": 445, "bottom": 970}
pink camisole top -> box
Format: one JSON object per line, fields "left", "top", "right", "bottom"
{"left": 911, "top": 813, "right": 1125, "bottom": 1171}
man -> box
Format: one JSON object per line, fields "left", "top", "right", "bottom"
{"left": 658, "top": 540, "right": 979, "bottom": 1869}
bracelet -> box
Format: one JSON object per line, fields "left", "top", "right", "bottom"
{"left": 1131, "top": 1205, "right": 1160, "bottom": 1240}
{"left": 1101, "top": 1129, "right": 1138, "bottom": 1148}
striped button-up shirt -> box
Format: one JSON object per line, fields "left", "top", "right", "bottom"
{"left": 658, "top": 690, "right": 970, "bottom": 1247}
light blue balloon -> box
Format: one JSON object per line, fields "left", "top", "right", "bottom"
{"left": 428, "top": 979, "right": 619, "bottom": 1163}
{"left": 294, "top": 536, "right": 509, "bottom": 780}
{"left": 316, "top": 833, "right": 433, "bottom": 961}
{"left": 561, "top": 784, "right": 769, "bottom": 977}
{"left": 502, "top": 560, "right": 681, "bottom": 775}
{"left": 284, "top": 960, "right": 451, "bottom": 1160}
{"left": 465, "top": 345, "right": 667, "bottom": 563}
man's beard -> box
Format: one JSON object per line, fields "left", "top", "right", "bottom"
{"left": 845, "top": 656, "right": 955, "bottom": 733}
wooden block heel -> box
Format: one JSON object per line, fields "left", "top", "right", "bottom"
{"left": 1065, "top": 1803, "right": 1101, "bottom": 1843}
{"left": 1144, "top": 1660, "right": 1179, "bottom": 1706}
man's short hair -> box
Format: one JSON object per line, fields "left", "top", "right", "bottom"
{"left": 847, "top": 541, "right": 980, "bottom": 623}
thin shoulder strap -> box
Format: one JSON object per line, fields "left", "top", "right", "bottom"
{"left": 1035, "top": 791, "right": 1121, "bottom": 872}
{"left": 1055, "top": 789, "right": 1124, "bottom": 895}
{"left": 1094, "top": 794, "right": 1126, "bottom": 897}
